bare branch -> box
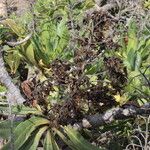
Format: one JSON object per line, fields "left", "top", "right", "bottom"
{"left": 74, "top": 103, "right": 150, "bottom": 129}
{"left": 85, "top": 2, "right": 117, "bottom": 16}
{"left": 0, "top": 48, "right": 26, "bottom": 105}
{"left": 6, "top": 32, "right": 33, "bottom": 47}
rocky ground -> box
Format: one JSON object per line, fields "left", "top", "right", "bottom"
{"left": 0, "top": 0, "right": 35, "bottom": 17}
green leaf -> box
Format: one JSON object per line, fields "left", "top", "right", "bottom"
{"left": 0, "top": 120, "right": 11, "bottom": 139}
{"left": 139, "top": 37, "right": 150, "bottom": 61}
{"left": 0, "top": 120, "right": 21, "bottom": 139}
{"left": 22, "top": 41, "right": 37, "bottom": 65}
{"left": 19, "top": 126, "right": 48, "bottom": 150}
{"left": 128, "top": 70, "right": 140, "bottom": 78}
{"left": 64, "top": 126, "right": 101, "bottom": 150}
{"left": 4, "top": 50, "right": 21, "bottom": 74}
{"left": 137, "top": 98, "right": 148, "bottom": 106}
{"left": 0, "top": 85, "right": 6, "bottom": 92}
{"left": 32, "top": 35, "right": 49, "bottom": 66}
{"left": 44, "top": 130, "right": 60, "bottom": 150}
{"left": 72, "top": 1, "right": 84, "bottom": 9}
{"left": 54, "top": 128, "right": 76, "bottom": 150}
{"left": 137, "top": 36, "right": 150, "bottom": 52}
{"left": 135, "top": 52, "right": 142, "bottom": 70}
{"left": 127, "top": 20, "right": 138, "bottom": 53}
{"left": 0, "top": 19, "right": 25, "bottom": 37}
{"left": 126, "top": 49, "right": 136, "bottom": 71}
{"left": 0, "top": 104, "right": 42, "bottom": 116}
{"left": 32, "top": 17, "right": 69, "bottom": 66}
{"left": 58, "top": 126, "right": 101, "bottom": 150}
{"left": 12, "top": 105, "right": 42, "bottom": 115}
{"left": 84, "top": 0, "right": 95, "bottom": 9}
{"left": 2, "top": 116, "right": 49, "bottom": 150}
{"left": 144, "top": 0, "right": 150, "bottom": 9}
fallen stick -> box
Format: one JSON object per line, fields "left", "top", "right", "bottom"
{"left": 74, "top": 103, "right": 150, "bottom": 129}
{"left": 0, "top": 49, "right": 25, "bottom": 105}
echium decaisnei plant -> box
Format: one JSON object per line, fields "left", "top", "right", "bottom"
{"left": 0, "top": 0, "right": 150, "bottom": 150}
{"left": 114, "top": 20, "right": 150, "bottom": 106}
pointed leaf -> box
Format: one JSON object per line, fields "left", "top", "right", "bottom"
{"left": 2, "top": 117, "right": 49, "bottom": 150}
{"left": 4, "top": 50, "right": 21, "bottom": 74}
{"left": 54, "top": 128, "right": 76, "bottom": 150}
{"left": 64, "top": 126, "right": 101, "bottom": 150}
{"left": 0, "top": 120, "right": 21, "bottom": 139}
{"left": 127, "top": 20, "right": 138, "bottom": 53}
{"left": 12, "top": 105, "right": 42, "bottom": 115}
{"left": 135, "top": 52, "right": 142, "bottom": 70}
{"left": 0, "top": 19, "right": 25, "bottom": 37}
{"left": 44, "top": 130, "right": 60, "bottom": 150}
{"left": 19, "top": 126, "right": 48, "bottom": 150}
{"left": 0, "top": 120, "right": 11, "bottom": 139}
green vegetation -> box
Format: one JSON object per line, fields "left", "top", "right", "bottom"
{"left": 0, "top": 0, "right": 150, "bottom": 149}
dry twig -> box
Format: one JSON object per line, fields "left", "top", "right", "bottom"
{"left": 74, "top": 103, "right": 150, "bottom": 129}
{"left": 0, "top": 48, "right": 25, "bottom": 105}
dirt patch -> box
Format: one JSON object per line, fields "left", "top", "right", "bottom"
{"left": 0, "top": 0, "right": 35, "bottom": 17}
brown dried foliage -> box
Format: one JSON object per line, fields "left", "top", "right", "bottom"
{"left": 19, "top": 10, "right": 128, "bottom": 127}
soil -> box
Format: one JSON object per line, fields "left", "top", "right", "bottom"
{"left": 0, "top": 0, "right": 35, "bottom": 17}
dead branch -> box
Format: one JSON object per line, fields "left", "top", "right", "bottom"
{"left": 0, "top": 48, "right": 25, "bottom": 105}
{"left": 74, "top": 103, "right": 150, "bottom": 129}
{"left": 6, "top": 32, "right": 33, "bottom": 47}
{"left": 85, "top": 2, "right": 117, "bottom": 16}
